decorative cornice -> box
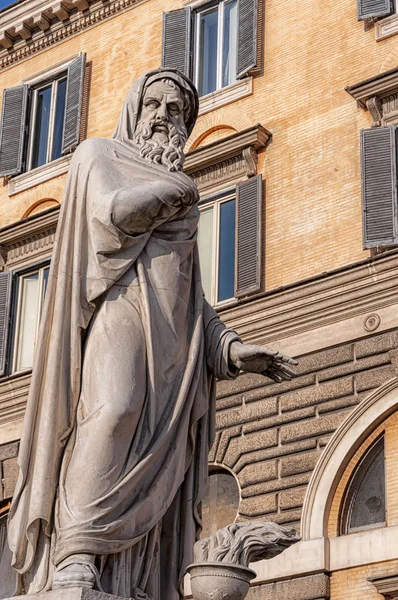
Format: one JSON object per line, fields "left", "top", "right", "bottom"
{"left": 0, "top": 205, "right": 59, "bottom": 268}
{"left": 0, "top": 0, "right": 147, "bottom": 70}
{"left": 369, "top": 575, "right": 398, "bottom": 599}
{"left": 185, "top": 124, "right": 271, "bottom": 193}
{"left": 8, "top": 154, "right": 71, "bottom": 195}
{"left": 345, "top": 67, "right": 398, "bottom": 108}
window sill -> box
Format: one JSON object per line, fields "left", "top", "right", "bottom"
{"left": 198, "top": 78, "right": 253, "bottom": 117}
{"left": 375, "top": 13, "right": 398, "bottom": 40}
{"left": 8, "top": 154, "right": 72, "bottom": 196}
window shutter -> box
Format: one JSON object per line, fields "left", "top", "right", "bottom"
{"left": 162, "top": 8, "right": 192, "bottom": 77}
{"left": 62, "top": 53, "right": 86, "bottom": 155}
{"left": 0, "top": 85, "right": 28, "bottom": 177}
{"left": 358, "top": 0, "right": 392, "bottom": 20}
{"left": 235, "top": 175, "right": 262, "bottom": 297}
{"left": 236, "top": 0, "right": 258, "bottom": 79}
{"left": 0, "top": 272, "right": 12, "bottom": 377}
{"left": 361, "top": 127, "right": 398, "bottom": 249}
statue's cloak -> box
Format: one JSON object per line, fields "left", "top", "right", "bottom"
{"left": 7, "top": 69, "right": 237, "bottom": 597}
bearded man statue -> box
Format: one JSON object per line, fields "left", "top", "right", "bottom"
{"left": 6, "top": 69, "right": 296, "bottom": 600}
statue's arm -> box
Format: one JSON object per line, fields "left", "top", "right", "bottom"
{"left": 110, "top": 181, "right": 181, "bottom": 235}
{"left": 203, "top": 299, "right": 298, "bottom": 382}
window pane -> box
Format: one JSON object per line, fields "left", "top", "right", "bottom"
{"left": 31, "top": 85, "right": 52, "bottom": 169}
{"left": 218, "top": 199, "right": 236, "bottom": 302}
{"left": 41, "top": 267, "right": 50, "bottom": 313}
{"left": 222, "top": 0, "right": 238, "bottom": 88}
{"left": 341, "top": 436, "right": 386, "bottom": 534}
{"left": 15, "top": 273, "right": 39, "bottom": 371}
{"left": 201, "top": 469, "right": 240, "bottom": 539}
{"left": 198, "top": 8, "right": 219, "bottom": 96}
{"left": 197, "top": 207, "right": 214, "bottom": 301}
{"left": 51, "top": 78, "right": 67, "bottom": 161}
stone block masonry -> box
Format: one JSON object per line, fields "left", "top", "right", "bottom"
{"left": 214, "top": 331, "right": 397, "bottom": 528}
{"left": 0, "top": 440, "right": 19, "bottom": 502}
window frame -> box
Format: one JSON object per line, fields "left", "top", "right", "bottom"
{"left": 198, "top": 188, "right": 236, "bottom": 307}
{"left": 193, "top": 0, "right": 237, "bottom": 97}
{"left": 8, "top": 260, "right": 50, "bottom": 376}
{"left": 26, "top": 72, "right": 68, "bottom": 172}
{"left": 339, "top": 435, "right": 387, "bottom": 536}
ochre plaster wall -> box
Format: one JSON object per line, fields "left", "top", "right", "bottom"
{"left": 1, "top": 0, "right": 398, "bottom": 287}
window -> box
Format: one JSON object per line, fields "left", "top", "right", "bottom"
{"left": 28, "top": 75, "right": 68, "bottom": 171}
{"left": 340, "top": 436, "right": 386, "bottom": 534}
{"left": 162, "top": 3, "right": 258, "bottom": 97}
{"left": 0, "top": 54, "right": 86, "bottom": 178}
{"left": 194, "top": 0, "right": 238, "bottom": 97}
{"left": 198, "top": 192, "right": 236, "bottom": 305}
{"left": 200, "top": 467, "right": 240, "bottom": 539}
{"left": 358, "top": 0, "right": 394, "bottom": 20}
{"left": 11, "top": 264, "right": 50, "bottom": 374}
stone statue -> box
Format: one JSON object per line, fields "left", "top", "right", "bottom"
{"left": 6, "top": 69, "right": 296, "bottom": 600}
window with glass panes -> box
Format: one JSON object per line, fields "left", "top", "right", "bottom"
{"left": 12, "top": 264, "right": 50, "bottom": 373}
{"left": 27, "top": 74, "right": 68, "bottom": 171}
{"left": 197, "top": 193, "right": 236, "bottom": 305}
{"left": 194, "top": 0, "right": 238, "bottom": 97}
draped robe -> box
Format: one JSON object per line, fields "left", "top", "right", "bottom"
{"left": 6, "top": 70, "right": 239, "bottom": 600}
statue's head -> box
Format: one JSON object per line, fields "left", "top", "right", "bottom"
{"left": 113, "top": 69, "right": 199, "bottom": 172}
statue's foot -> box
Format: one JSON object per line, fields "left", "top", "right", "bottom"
{"left": 52, "top": 556, "right": 100, "bottom": 590}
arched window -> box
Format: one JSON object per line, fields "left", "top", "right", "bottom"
{"left": 340, "top": 436, "right": 386, "bottom": 535}
{"left": 200, "top": 466, "right": 240, "bottom": 539}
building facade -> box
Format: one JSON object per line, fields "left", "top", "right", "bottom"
{"left": 0, "top": 0, "right": 398, "bottom": 597}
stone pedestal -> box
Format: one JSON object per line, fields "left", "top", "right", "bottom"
{"left": 4, "top": 588, "right": 127, "bottom": 600}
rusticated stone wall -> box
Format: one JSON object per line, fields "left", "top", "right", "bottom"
{"left": 0, "top": 441, "right": 19, "bottom": 503}
{"left": 212, "top": 330, "right": 398, "bottom": 529}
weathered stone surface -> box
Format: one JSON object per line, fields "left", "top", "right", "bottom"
{"left": 224, "top": 430, "right": 278, "bottom": 467}
{"left": 244, "top": 374, "right": 316, "bottom": 403}
{"left": 241, "top": 473, "right": 311, "bottom": 498}
{"left": 247, "top": 573, "right": 330, "bottom": 600}
{"left": 239, "top": 493, "right": 277, "bottom": 517}
{"left": 280, "top": 377, "right": 353, "bottom": 412}
{"left": 239, "top": 460, "right": 278, "bottom": 487}
{"left": 280, "top": 451, "right": 320, "bottom": 477}
{"left": 296, "top": 345, "right": 353, "bottom": 375}
{"left": 234, "top": 439, "right": 317, "bottom": 472}
{"left": 5, "top": 589, "right": 128, "bottom": 600}
{"left": 279, "top": 487, "right": 307, "bottom": 510}
{"left": 0, "top": 441, "right": 19, "bottom": 462}
{"left": 355, "top": 364, "right": 395, "bottom": 392}
{"left": 3, "top": 456, "right": 18, "bottom": 498}
{"left": 317, "top": 351, "right": 390, "bottom": 382}
{"left": 355, "top": 331, "right": 398, "bottom": 358}
{"left": 280, "top": 411, "right": 348, "bottom": 444}
{"left": 243, "top": 406, "right": 315, "bottom": 435}
{"left": 216, "top": 397, "right": 278, "bottom": 429}
{"left": 317, "top": 393, "right": 361, "bottom": 414}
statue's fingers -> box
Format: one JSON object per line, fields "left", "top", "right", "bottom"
{"left": 272, "top": 364, "right": 297, "bottom": 378}
{"left": 269, "top": 366, "right": 292, "bottom": 381}
{"left": 264, "top": 370, "right": 282, "bottom": 382}
{"left": 274, "top": 352, "right": 298, "bottom": 366}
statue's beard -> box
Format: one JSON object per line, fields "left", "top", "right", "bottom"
{"left": 133, "top": 119, "right": 187, "bottom": 172}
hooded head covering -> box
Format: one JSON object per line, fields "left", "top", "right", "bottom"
{"left": 113, "top": 68, "right": 199, "bottom": 143}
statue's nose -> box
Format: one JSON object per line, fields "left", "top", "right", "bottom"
{"left": 156, "top": 102, "right": 167, "bottom": 119}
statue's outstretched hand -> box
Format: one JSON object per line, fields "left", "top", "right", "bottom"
{"left": 229, "top": 341, "right": 298, "bottom": 383}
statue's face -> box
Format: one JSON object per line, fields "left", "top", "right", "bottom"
{"left": 139, "top": 80, "right": 185, "bottom": 144}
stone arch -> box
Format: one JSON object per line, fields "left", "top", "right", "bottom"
{"left": 186, "top": 107, "right": 252, "bottom": 152}
{"left": 301, "top": 377, "right": 398, "bottom": 541}
{"left": 189, "top": 125, "right": 237, "bottom": 151}
{"left": 22, "top": 198, "right": 59, "bottom": 219}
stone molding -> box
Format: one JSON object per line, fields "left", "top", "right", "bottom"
{"left": 369, "top": 575, "right": 398, "bottom": 599}
{"left": 198, "top": 78, "right": 253, "bottom": 117}
{"left": 184, "top": 124, "right": 271, "bottom": 194}
{"left": 0, "top": 206, "right": 59, "bottom": 269}
{"left": 345, "top": 67, "right": 398, "bottom": 126}
{"left": 0, "top": 0, "right": 147, "bottom": 70}
{"left": 376, "top": 13, "right": 398, "bottom": 41}
{"left": 0, "top": 372, "right": 31, "bottom": 445}
{"left": 8, "top": 154, "right": 72, "bottom": 196}
{"left": 300, "top": 377, "right": 398, "bottom": 541}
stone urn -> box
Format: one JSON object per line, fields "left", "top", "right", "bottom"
{"left": 186, "top": 562, "right": 256, "bottom": 600}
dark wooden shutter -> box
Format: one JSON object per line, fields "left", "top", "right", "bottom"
{"left": 0, "top": 85, "right": 28, "bottom": 177}
{"left": 162, "top": 8, "right": 192, "bottom": 76}
{"left": 235, "top": 175, "right": 262, "bottom": 297}
{"left": 358, "top": 0, "right": 392, "bottom": 20}
{"left": 236, "top": 0, "right": 258, "bottom": 79}
{"left": 0, "top": 272, "right": 12, "bottom": 377}
{"left": 62, "top": 53, "right": 86, "bottom": 154}
{"left": 361, "top": 126, "right": 398, "bottom": 248}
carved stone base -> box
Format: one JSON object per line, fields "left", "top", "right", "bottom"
{"left": 3, "top": 587, "right": 126, "bottom": 600}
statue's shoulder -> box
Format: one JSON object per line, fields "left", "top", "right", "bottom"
{"left": 72, "top": 137, "right": 116, "bottom": 165}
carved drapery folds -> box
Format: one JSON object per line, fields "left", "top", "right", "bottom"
{"left": 346, "top": 67, "right": 398, "bottom": 127}
{"left": 184, "top": 124, "right": 271, "bottom": 195}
